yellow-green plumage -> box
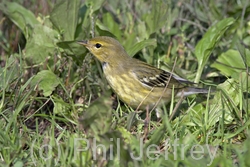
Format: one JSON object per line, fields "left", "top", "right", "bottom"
{"left": 78, "top": 36, "right": 208, "bottom": 110}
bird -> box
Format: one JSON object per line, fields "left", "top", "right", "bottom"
{"left": 77, "top": 36, "right": 208, "bottom": 111}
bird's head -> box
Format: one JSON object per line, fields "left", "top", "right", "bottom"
{"left": 77, "top": 36, "right": 128, "bottom": 63}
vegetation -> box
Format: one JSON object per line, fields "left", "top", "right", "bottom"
{"left": 0, "top": 0, "right": 249, "bottom": 166}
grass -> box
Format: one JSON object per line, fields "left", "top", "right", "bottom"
{"left": 0, "top": 0, "right": 250, "bottom": 166}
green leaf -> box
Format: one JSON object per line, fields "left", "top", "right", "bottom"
{"left": 102, "top": 13, "right": 122, "bottom": 39}
{"left": 208, "top": 79, "right": 240, "bottom": 126}
{"left": 13, "top": 161, "right": 23, "bottom": 167}
{"left": 127, "top": 39, "right": 157, "bottom": 57}
{"left": 50, "top": 0, "right": 81, "bottom": 40}
{"left": 95, "top": 20, "right": 117, "bottom": 38}
{"left": 194, "top": 17, "right": 235, "bottom": 83}
{"left": 52, "top": 95, "right": 72, "bottom": 116}
{"left": 211, "top": 49, "right": 249, "bottom": 77}
{"left": 25, "top": 24, "right": 58, "bottom": 64}
{"left": 136, "top": 21, "right": 148, "bottom": 40}
{"left": 143, "top": 0, "right": 168, "bottom": 35}
{"left": 85, "top": 0, "right": 105, "bottom": 13}
{"left": 31, "top": 70, "right": 60, "bottom": 97}
{"left": 0, "top": 1, "right": 39, "bottom": 39}
{"left": 0, "top": 2, "right": 59, "bottom": 64}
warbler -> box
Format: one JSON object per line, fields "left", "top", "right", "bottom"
{"left": 78, "top": 36, "right": 208, "bottom": 110}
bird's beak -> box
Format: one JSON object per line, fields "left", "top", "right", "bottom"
{"left": 77, "top": 40, "right": 88, "bottom": 46}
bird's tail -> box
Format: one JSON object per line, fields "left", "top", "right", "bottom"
{"left": 176, "top": 87, "right": 212, "bottom": 97}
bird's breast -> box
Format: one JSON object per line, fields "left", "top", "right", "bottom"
{"left": 102, "top": 64, "right": 172, "bottom": 109}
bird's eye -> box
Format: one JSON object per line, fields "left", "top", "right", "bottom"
{"left": 95, "top": 43, "right": 102, "bottom": 48}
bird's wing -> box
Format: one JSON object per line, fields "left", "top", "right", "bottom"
{"left": 130, "top": 61, "right": 194, "bottom": 89}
